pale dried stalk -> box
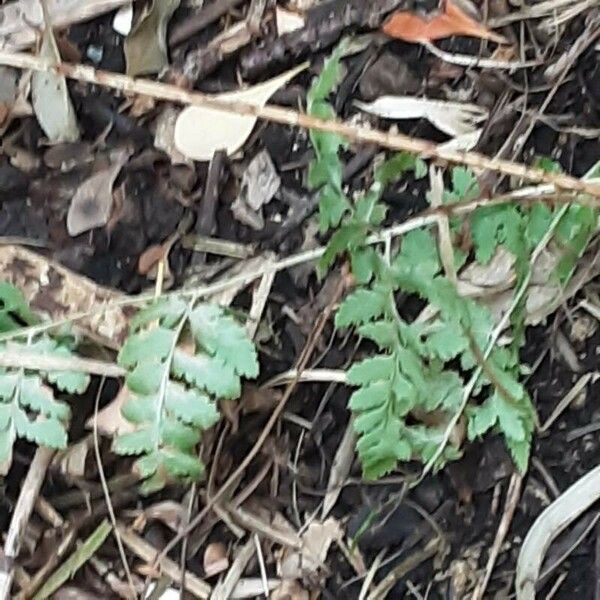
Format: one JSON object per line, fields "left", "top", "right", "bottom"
{"left": 0, "top": 447, "right": 54, "bottom": 600}
{"left": 116, "top": 523, "right": 212, "bottom": 599}
{"left": 471, "top": 473, "right": 523, "bottom": 600}
{"left": 0, "top": 51, "right": 599, "bottom": 198}
{"left": 0, "top": 350, "right": 125, "bottom": 377}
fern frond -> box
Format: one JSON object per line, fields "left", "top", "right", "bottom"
{"left": 114, "top": 297, "right": 258, "bottom": 492}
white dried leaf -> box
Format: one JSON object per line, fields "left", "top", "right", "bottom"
{"left": 355, "top": 96, "right": 488, "bottom": 138}
{"left": 113, "top": 3, "right": 133, "bottom": 36}
{"left": 31, "top": 27, "right": 79, "bottom": 143}
{"left": 174, "top": 63, "right": 307, "bottom": 161}
{"left": 460, "top": 248, "right": 515, "bottom": 288}
{"left": 438, "top": 128, "right": 483, "bottom": 151}
{"left": 276, "top": 6, "right": 305, "bottom": 35}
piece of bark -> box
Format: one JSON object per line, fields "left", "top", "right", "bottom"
{"left": 239, "top": 0, "right": 404, "bottom": 78}
{"left": 169, "top": 0, "right": 246, "bottom": 47}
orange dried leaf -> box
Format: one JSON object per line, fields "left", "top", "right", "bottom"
{"left": 383, "top": 0, "right": 506, "bottom": 44}
{"left": 138, "top": 243, "right": 167, "bottom": 275}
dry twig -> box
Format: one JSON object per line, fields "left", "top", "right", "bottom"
{"left": 0, "top": 448, "right": 55, "bottom": 600}
{"left": 0, "top": 51, "right": 598, "bottom": 197}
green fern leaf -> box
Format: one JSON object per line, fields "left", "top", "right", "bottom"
{"left": 0, "top": 283, "right": 38, "bottom": 332}
{"left": 19, "top": 376, "right": 71, "bottom": 421}
{"left": 112, "top": 428, "right": 156, "bottom": 455}
{"left": 335, "top": 286, "right": 389, "bottom": 328}
{"left": 131, "top": 297, "right": 188, "bottom": 330}
{"left": 172, "top": 350, "right": 240, "bottom": 399}
{"left": 350, "top": 247, "right": 379, "bottom": 285}
{"left": 506, "top": 437, "right": 531, "bottom": 473}
{"left": 115, "top": 299, "right": 258, "bottom": 491}
{"left": 441, "top": 166, "right": 480, "bottom": 205}
{"left": 356, "top": 421, "right": 412, "bottom": 480}
{"left": 126, "top": 361, "right": 165, "bottom": 395}
{"left": 467, "top": 398, "right": 498, "bottom": 439}
{"left": 319, "top": 223, "right": 367, "bottom": 273}
{"left": 24, "top": 339, "right": 90, "bottom": 394}
{"left": 347, "top": 356, "right": 394, "bottom": 385}
{"left": 357, "top": 321, "right": 398, "bottom": 350}
{"left": 404, "top": 424, "right": 462, "bottom": 465}
{"left": 189, "top": 304, "right": 258, "bottom": 377}
{"left": 307, "top": 40, "right": 350, "bottom": 232}
{"left": 374, "top": 152, "right": 427, "bottom": 186}
{"left": 471, "top": 204, "right": 524, "bottom": 264}
{"left": 118, "top": 328, "right": 176, "bottom": 368}
{"left": 22, "top": 418, "right": 68, "bottom": 449}
{"left": 422, "top": 371, "right": 463, "bottom": 412}
{"left": 164, "top": 382, "right": 219, "bottom": 429}
{"left": 307, "top": 40, "right": 348, "bottom": 106}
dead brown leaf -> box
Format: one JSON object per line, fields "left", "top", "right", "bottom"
{"left": 52, "top": 434, "right": 94, "bottom": 478}
{"left": 67, "top": 147, "right": 131, "bottom": 236}
{"left": 87, "top": 385, "right": 135, "bottom": 437}
{"left": 145, "top": 500, "right": 186, "bottom": 531}
{"left": 138, "top": 243, "right": 168, "bottom": 275}
{"left": 279, "top": 518, "right": 343, "bottom": 580}
{"left": 204, "top": 542, "right": 229, "bottom": 577}
{"left": 271, "top": 579, "right": 310, "bottom": 600}
{"left": 0, "top": 245, "right": 129, "bottom": 348}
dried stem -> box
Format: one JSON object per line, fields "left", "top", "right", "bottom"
{"left": 0, "top": 51, "right": 598, "bottom": 197}
{"left": 0, "top": 447, "right": 54, "bottom": 600}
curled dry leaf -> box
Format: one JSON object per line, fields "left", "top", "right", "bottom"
{"left": 204, "top": 542, "right": 229, "bottom": 577}
{"left": 232, "top": 149, "right": 281, "bottom": 230}
{"left": 31, "top": 24, "right": 79, "bottom": 143}
{"left": 137, "top": 231, "right": 178, "bottom": 288}
{"left": 138, "top": 243, "right": 168, "bottom": 275}
{"left": 125, "top": 0, "right": 180, "bottom": 76}
{"left": 52, "top": 434, "right": 93, "bottom": 478}
{"left": 145, "top": 500, "right": 186, "bottom": 531}
{"left": 279, "top": 518, "right": 343, "bottom": 580}
{"left": 383, "top": 0, "right": 507, "bottom": 44}
{"left": 174, "top": 63, "right": 308, "bottom": 161}
{"left": 86, "top": 385, "right": 135, "bottom": 437}
{"left": 355, "top": 96, "right": 487, "bottom": 138}
{"left": 322, "top": 419, "right": 356, "bottom": 519}
{"left": 0, "top": 245, "right": 128, "bottom": 348}
{"left": 271, "top": 579, "right": 309, "bottom": 600}
{"left": 67, "top": 147, "right": 131, "bottom": 236}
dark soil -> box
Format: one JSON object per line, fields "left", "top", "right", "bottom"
{"left": 1, "top": 0, "right": 600, "bottom": 598}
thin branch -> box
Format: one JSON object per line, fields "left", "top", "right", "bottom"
{"left": 154, "top": 273, "right": 348, "bottom": 566}
{"left": 471, "top": 473, "right": 523, "bottom": 600}
{"left": 92, "top": 380, "right": 136, "bottom": 597}
{"left": 0, "top": 51, "right": 598, "bottom": 197}
{"left": 0, "top": 187, "right": 595, "bottom": 347}
{"left": 0, "top": 447, "right": 55, "bottom": 600}
{"left": 0, "top": 351, "right": 125, "bottom": 377}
